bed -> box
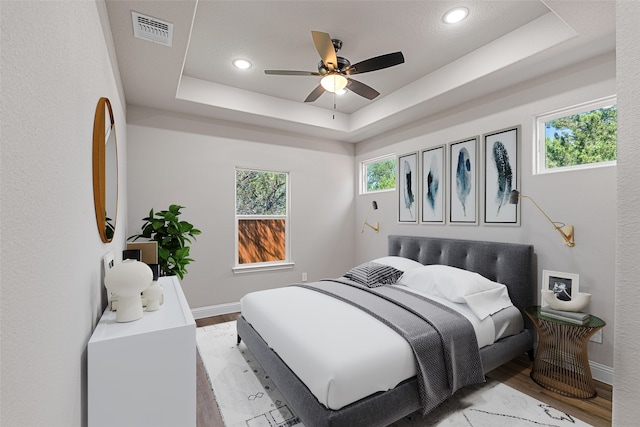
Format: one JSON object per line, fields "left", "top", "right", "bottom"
{"left": 237, "top": 235, "right": 535, "bottom": 426}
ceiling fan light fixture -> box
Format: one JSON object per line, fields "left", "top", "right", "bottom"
{"left": 443, "top": 7, "right": 469, "bottom": 24}
{"left": 232, "top": 58, "right": 252, "bottom": 70}
{"left": 320, "top": 74, "right": 348, "bottom": 93}
{"left": 264, "top": 31, "right": 403, "bottom": 102}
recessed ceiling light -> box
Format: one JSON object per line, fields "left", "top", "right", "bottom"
{"left": 232, "top": 59, "right": 252, "bottom": 70}
{"left": 443, "top": 7, "right": 469, "bottom": 24}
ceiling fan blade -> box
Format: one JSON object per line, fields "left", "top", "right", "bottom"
{"left": 304, "top": 85, "right": 325, "bottom": 102}
{"left": 265, "top": 70, "right": 321, "bottom": 76}
{"left": 311, "top": 31, "right": 338, "bottom": 71}
{"left": 346, "top": 52, "right": 405, "bottom": 75}
{"left": 346, "top": 78, "right": 380, "bottom": 100}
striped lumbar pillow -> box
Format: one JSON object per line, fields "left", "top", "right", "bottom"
{"left": 344, "top": 262, "right": 403, "bottom": 288}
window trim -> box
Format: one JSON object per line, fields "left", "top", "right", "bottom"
{"left": 234, "top": 168, "right": 292, "bottom": 272}
{"left": 535, "top": 95, "right": 617, "bottom": 175}
{"left": 232, "top": 261, "right": 294, "bottom": 274}
{"left": 360, "top": 154, "right": 397, "bottom": 195}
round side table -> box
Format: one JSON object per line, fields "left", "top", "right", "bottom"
{"left": 525, "top": 306, "right": 605, "bottom": 399}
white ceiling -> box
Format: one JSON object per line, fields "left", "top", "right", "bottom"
{"left": 105, "top": 1, "right": 615, "bottom": 143}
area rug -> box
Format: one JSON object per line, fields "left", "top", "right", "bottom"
{"left": 197, "top": 321, "right": 592, "bottom": 427}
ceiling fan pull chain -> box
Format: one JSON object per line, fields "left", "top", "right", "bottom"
{"left": 333, "top": 91, "right": 336, "bottom": 120}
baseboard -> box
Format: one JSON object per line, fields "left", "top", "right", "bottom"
{"left": 590, "top": 360, "right": 613, "bottom": 385}
{"left": 191, "top": 302, "right": 241, "bottom": 320}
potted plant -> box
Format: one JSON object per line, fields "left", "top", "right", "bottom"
{"left": 128, "top": 204, "right": 201, "bottom": 279}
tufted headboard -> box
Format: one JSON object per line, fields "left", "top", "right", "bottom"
{"left": 388, "top": 235, "right": 535, "bottom": 320}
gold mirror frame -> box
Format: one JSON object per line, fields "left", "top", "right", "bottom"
{"left": 92, "top": 97, "right": 118, "bottom": 243}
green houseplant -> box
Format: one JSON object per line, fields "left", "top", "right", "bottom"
{"left": 128, "top": 204, "right": 201, "bottom": 279}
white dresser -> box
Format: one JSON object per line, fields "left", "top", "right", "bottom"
{"left": 88, "top": 276, "right": 196, "bottom": 427}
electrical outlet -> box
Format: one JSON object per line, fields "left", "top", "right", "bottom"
{"left": 590, "top": 329, "right": 603, "bottom": 344}
{"left": 302, "top": 272, "right": 308, "bottom": 282}
{"left": 103, "top": 251, "right": 115, "bottom": 272}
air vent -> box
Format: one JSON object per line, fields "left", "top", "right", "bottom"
{"left": 132, "top": 11, "right": 173, "bottom": 47}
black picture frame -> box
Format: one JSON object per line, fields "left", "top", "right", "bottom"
{"left": 421, "top": 145, "right": 446, "bottom": 224}
{"left": 398, "top": 152, "right": 418, "bottom": 223}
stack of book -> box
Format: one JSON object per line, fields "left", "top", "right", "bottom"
{"left": 541, "top": 306, "right": 590, "bottom": 325}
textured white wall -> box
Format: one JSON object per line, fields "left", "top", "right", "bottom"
{"left": 126, "top": 107, "right": 355, "bottom": 307}
{"left": 1, "top": 1, "right": 634, "bottom": 425}
{"left": 355, "top": 56, "right": 617, "bottom": 370}
{"left": 0, "top": 2, "right": 126, "bottom": 426}
{"left": 614, "top": 1, "right": 640, "bottom": 424}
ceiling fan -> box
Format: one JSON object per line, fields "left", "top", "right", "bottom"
{"left": 264, "top": 31, "right": 405, "bottom": 103}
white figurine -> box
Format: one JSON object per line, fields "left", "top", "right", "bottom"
{"left": 142, "top": 264, "right": 163, "bottom": 311}
{"left": 143, "top": 281, "right": 163, "bottom": 311}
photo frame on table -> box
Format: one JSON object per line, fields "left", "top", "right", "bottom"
{"left": 398, "top": 152, "right": 418, "bottom": 223}
{"left": 542, "top": 270, "right": 580, "bottom": 306}
{"left": 421, "top": 146, "right": 445, "bottom": 224}
{"left": 483, "top": 126, "right": 520, "bottom": 225}
{"left": 449, "top": 137, "right": 478, "bottom": 224}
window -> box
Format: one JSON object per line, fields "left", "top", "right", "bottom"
{"left": 235, "top": 168, "right": 291, "bottom": 271}
{"left": 361, "top": 154, "right": 396, "bottom": 194}
{"left": 536, "top": 96, "right": 617, "bottom": 173}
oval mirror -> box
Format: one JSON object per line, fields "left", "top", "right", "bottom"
{"left": 92, "top": 97, "right": 118, "bottom": 243}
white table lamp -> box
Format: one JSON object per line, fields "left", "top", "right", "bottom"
{"left": 105, "top": 259, "right": 152, "bottom": 322}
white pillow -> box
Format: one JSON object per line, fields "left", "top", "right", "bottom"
{"left": 371, "top": 256, "right": 423, "bottom": 272}
{"left": 463, "top": 287, "right": 512, "bottom": 320}
{"left": 396, "top": 264, "right": 513, "bottom": 319}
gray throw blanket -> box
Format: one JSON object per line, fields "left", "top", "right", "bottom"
{"left": 295, "top": 279, "right": 485, "bottom": 415}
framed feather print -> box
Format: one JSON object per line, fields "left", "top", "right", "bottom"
{"left": 449, "top": 137, "right": 478, "bottom": 224}
{"left": 483, "top": 126, "right": 520, "bottom": 225}
{"left": 421, "top": 146, "right": 445, "bottom": 224}
{"left": 398, "top": 152, "right": 418, "bottom": 223}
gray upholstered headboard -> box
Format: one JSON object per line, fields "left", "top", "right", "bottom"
{"left": 388, "top": 235, "right": 535, "bottom": 318}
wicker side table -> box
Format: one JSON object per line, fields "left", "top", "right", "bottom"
{"left": 525, "top": 306, "right": 605, "bottom": 399}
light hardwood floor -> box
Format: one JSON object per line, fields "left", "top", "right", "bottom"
{"left": 195, "top": 314, "right": 612, "bottom": 427}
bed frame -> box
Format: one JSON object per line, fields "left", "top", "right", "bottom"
{"left": 237, "top": 235, "right": 535, "bottom": 427}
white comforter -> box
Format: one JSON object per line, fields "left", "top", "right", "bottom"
{"left": 240, "top": 283, "right": 518, "bottom": 411}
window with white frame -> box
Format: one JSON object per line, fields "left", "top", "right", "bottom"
{"left": 235, "top": 168, "right": 291, "bottom": 270}
{"left": 536, "top": 96, "right": 617, "bottom": 174}
{"left": 361, "top": 154, "right": 396, "bottom": 194}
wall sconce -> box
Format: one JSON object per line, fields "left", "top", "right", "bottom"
{"left": 509, "top": 190, "right": 575, "bottom": 247}
{"left": 361, "top": 201, "right": 379, "bottom": 233}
